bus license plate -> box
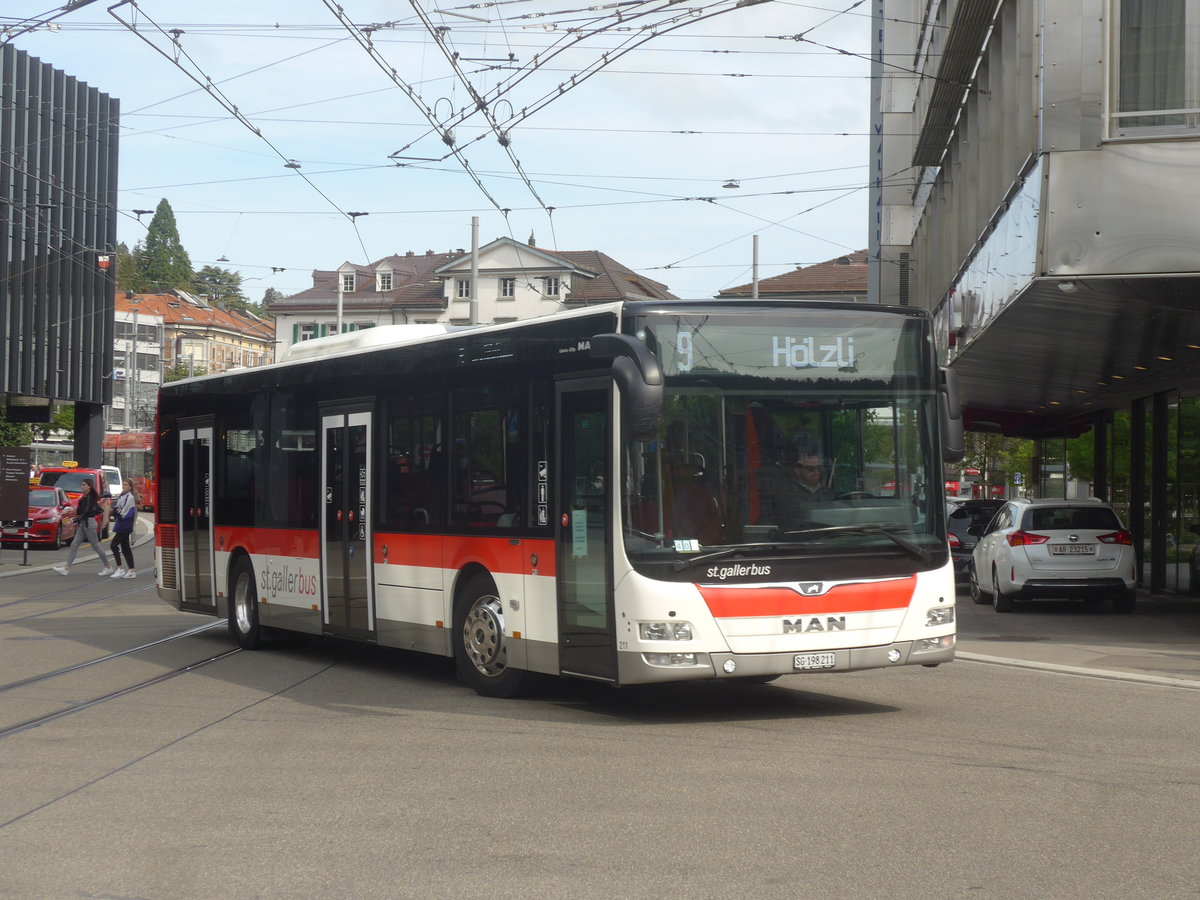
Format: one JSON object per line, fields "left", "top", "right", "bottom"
{"left": 794, "top": 652, "right": 836, "bottom": 670}
{"left": 1050, "top": 544, "right": 1095, "bottom": 555}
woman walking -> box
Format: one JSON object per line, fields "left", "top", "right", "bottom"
{"left": 109, "top": 479, "right": 138, "bottom": 578}
{"left": 53, "top": 477, "right": 112, "bottom": 576}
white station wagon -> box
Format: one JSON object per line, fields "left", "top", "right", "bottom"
{"left": 968, "top": 498, "right": 1137, "bottom": 613}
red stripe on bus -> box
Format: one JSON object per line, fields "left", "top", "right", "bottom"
{"left": 215, "top": 527, "right": 319, "bottom": 558}
{"left": 697, "top": 577, "right": 917, "bottom": 618}
{"left": 210, "top": 527, "right": 558, "bottom": 578}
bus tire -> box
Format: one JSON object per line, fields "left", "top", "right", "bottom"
{"left": 455, "top": 574, "right": 527, "bottom": 698}
{"left": 228, "top": 556, "right": 263, "bottom": 649}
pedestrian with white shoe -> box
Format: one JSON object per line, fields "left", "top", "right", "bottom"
{"left": 53, "top": 477, "right": 112, "bottom": 576}
{"left": 109, "top": 479, "right": 138, "bottom": 579}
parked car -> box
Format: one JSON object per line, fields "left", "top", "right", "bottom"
{"left": 35, "top": 465, "right": 111, "bottom": 537}
{"left": 969, "top": 498, "right": 1137, "bottom": 613}
{"left": 1, "top": 486, "right": 78, "bottom": 549}
{"left": 946, "top": 499, "right": 1005, "bottom": 580}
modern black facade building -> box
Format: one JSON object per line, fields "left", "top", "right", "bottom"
{"left": 1, "top": 42, "right": 118, "bottom": 464}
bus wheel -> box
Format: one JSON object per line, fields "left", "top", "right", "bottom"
{"left": 228, "top": 557, "right": 263, "bottom": 649}
{"left": 455, "top": 575, "right": 527, "bottom": 698}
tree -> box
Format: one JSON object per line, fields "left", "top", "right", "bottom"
{"left": 139, "top": 198, "right": 193, "bottom": 292}
{"left": 164, "top": 362, "right": 207, "bottom": 382}
{"left": 114, "top": 241, "right": 151, "bottom": 293}
{"left": 0, "top": 408, "right": 34, "bottom": 447}
{"left": 963, "top": 432, "right": 1035, "bottom": 494}
{"left": 193, "top": 265, "right": 249, "bottom": 308}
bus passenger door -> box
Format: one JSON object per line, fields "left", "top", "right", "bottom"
{"left": 179, "top": 426, "right": 216, "bottom": 614}
{"left": 321, "top": 411, "right": 374, "bottom": 637}
{"left": 555, "top": 380, "right": 616, "bottom": 682}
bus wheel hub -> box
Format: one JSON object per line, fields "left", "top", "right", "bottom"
{"left": 463, "top": 596, "right": 506, "bottom": 676}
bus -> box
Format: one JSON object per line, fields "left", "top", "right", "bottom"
{"left": 155, "top": 301, "right": 964, "bottom": 697}
{"left": 102, "top": 431, "right": 156, "bottom": 510}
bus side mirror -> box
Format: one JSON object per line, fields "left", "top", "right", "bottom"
{"left": 939, "top": 366, "right": 965, "bottom": 463}
{"left": 589, "top": 333, "right": 664, "bottom": 443}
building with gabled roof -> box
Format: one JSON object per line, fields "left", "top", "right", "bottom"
{"left": 717, "top": 250, "right": 868, "bottom": 302}
{"left": 267, "top": 236, "right": 678, "bottom": 353}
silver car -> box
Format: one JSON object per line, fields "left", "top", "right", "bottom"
{"left": 969, "top": 498, "right": 1137, "bottom": 613}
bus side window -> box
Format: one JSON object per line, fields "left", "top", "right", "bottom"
{"left": 451, "top": 386, "right": 519, "bottom": 528}
{"left": 384, "top": 398, "right": 442, "bottom": 531}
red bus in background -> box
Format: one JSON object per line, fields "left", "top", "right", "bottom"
{"left": 103, "top": 431, "right": 156, "bottom": 511}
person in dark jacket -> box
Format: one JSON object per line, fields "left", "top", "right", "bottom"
{"left": 109, "top": 479, "right": 138, "bottom": 578}
{"left": 53, "top": 477, "right": 112, "bottom": 576}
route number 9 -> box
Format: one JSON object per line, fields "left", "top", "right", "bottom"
{"left": 677, "top": 330, "right": 694, "bottom": 372}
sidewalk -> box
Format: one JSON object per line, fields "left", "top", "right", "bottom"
{"left": 955, "top": 587, "right": 1200, "bottom": 688}
{"left": 0, "top": 516, "right": 155, "bottom": 578}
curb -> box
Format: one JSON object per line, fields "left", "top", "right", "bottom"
{"left": 956, "top": 650, "right": 1200, "bottom": 691}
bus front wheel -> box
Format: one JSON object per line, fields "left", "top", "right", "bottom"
{"left": 229, "top": 557, "right": 263, "bottom": 649}
{"left": 455, "top": 575, "right": 527, "bottom": 698}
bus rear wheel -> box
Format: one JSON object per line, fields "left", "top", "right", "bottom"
{"left": 229, "top": 557, "right": 263, "bottom": 649}
{"left": 455, "top": 575, "right": 527, "bottom": 698}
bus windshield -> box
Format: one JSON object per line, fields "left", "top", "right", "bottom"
{"left": 620, "top": 309, "right": 947, "bottom": 579}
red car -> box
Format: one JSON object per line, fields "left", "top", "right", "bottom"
{"left": 36, "top": 465, "right": 111, "bottom": 536}
{"left": 1, "top": 486, "right": 79, "bottom": 549}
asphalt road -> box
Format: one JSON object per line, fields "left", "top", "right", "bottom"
{"left": 1, "top": 536, "right": 1198, "bottom": 899}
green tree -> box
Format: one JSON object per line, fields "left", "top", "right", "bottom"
{"left": 0, "top": 408, "right": 34, "bottom": 447}
{"left": 139, "top": 198, "right": 193, "bottom": 292}
{"left": 114, "top": 241, "right": 151, "bottom": 293}
{"left": 963, "top": 432, "right": 1035, "bottom": 494}
{"left": 193, "top": 265, "right": 249, "bottom": 308}
{"left": 164, "top": 362, "right": 207, "bottom": 382}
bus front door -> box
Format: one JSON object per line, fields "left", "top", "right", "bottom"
{"left": 321, "top": 411, "right": 374, "bottom": 637}
{"left": 180, "top": 426, "right": 216, "bottom": 614}
{"left": 556, "top": 381, "right": 616, "bottom": 682}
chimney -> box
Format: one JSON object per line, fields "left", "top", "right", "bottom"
{"left": 406, "top": 251, "right": 414, "bottom": 257}
{"left": 528, "top": 232, "right": 536, "bottom": 247}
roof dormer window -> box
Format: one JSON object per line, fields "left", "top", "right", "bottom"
{"left": 341, "top": 273, "right": 356, "bottom": 293}
{"left": 377, "top": 271, "right": 392, "bottom": 292}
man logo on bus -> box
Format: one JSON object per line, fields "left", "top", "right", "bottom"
{"left": 783, "top": 616, "right": 846, "bottom": 633}
{"left": 798, "top": 582, "right": 824, "bottom": 595}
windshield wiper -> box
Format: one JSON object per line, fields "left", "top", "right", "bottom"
{"left": 671, "top": 542, "right": 818, "bottom": 571}
{"left": 782, "top": 523, "right": 932, "bottom": 564}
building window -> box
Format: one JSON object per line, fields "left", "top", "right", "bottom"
{"left": 299, "top": 323, "right": 317, "bottom": 342}
{"left": 542, "top": 277, "right": 560, "bottom": 297}
{"left": 500, "top": 277, "right": 516, "bottom": 298}
{"left": 1113, "top": 2, "right": 1194, "bottom": 135}
{"left": 378, "top": 272, "right": 392, "bottom": 292}
{"left": 341, "top": 273, "right": 356, "bottom": 293}
{"left": 457, "top": 278, "right": 472, "bottom": 298}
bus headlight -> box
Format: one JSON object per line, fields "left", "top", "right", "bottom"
{"left": 925, "top": 606, "right": 955, "bottom": 627}
{"left": 640, "top": 621, "right": 693, "bottom": 641}
{"left": 913, "top": 635, "right": 955, "bottom": 654}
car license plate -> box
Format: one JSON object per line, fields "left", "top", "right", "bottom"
{"left": 2, "top": 527, "right": 18, "bottom": 535}
{"left": 1050, "top": 543, "right": 1095, "bottom": 555}
{"left": 794, "top": 652, "right": 836, "bottom": 670}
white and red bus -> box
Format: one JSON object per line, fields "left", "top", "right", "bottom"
{"left": 155, "top": 301, "right": 964, "bottom": 696}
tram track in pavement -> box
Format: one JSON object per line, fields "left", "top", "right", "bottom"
{"left": 0, "top": 580, "right": 153, "bottom": 624}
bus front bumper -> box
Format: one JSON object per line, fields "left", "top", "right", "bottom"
{"left": 618, "top": 638, "right": 955, "bottom": 684}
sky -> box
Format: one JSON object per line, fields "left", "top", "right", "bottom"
{"left": 4, "top": 0, "right": 872, "bottom": 303}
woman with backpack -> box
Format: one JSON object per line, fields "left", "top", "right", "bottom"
{"left": 53, "top": 477, "right": 112, "bottom": 576}
{"left": 109, "top": 479, "right": 138, "bottom": 578}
